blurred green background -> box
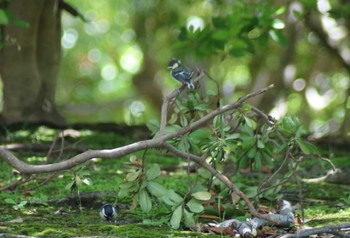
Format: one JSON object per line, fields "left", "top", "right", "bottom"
{"left": 54, "top": 0, "right": 349, "bottom": 137}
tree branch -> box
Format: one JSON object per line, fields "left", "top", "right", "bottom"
{"left": 281, "top": 223, "right": 350, "bottom": 238}
{"left": 0, "top": 84, "right": 274, "bottom": 174}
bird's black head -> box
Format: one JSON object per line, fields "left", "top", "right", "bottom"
{"left": 168, "top": 58, "right": 181, "bottom": 70}
{"left": 100, "top": 204, "right": 117, "bottom": 221}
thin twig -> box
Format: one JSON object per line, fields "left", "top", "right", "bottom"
{"left": 281, "top": 223, "right": 350, "bottom": 238}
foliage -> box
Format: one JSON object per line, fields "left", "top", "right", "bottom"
{"left": 115, "top": 86, "right": 323, "bottom": 229}
{"left": 118, "top": 157, "right": 211, "bottom": 229}
{"left": 176, "top": 1, "right": 288, "bottom": 59}
{"left": 31, "top": 0, "right": 346, "bottom": 137}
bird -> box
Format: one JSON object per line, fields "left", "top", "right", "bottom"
{"left": 167, "top": 58, "right": 195, "bottom": 89}
{"left": 99, "top": 204, "right": 117, "bottom": 222}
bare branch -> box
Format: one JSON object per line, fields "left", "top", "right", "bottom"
{"left": 161, "top": 142, "right": 276, "bottom": 222}
{"left": 0, "top": 84, "right": 274, "bottom": 179}
{"left": 281, "top": 223, "right": 350, "bottom": 238}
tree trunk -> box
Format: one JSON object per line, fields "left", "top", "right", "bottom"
{"left": 0, "top": 0, "right": 66, "bottom": 126}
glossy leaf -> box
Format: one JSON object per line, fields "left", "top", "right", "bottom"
{"left": 191, "top": 191, "right": 211, "bottom": 201}
{"left": 139, "top": 189, "right": 152, "bottom": 212}
{"left": 183, "top": 209, "right": 195, "bottom": 227}
{"left": 146, "top": 163, "right": 161, "bottom": 180}
{"left": 170, "top": 205, "right": 183, "bottom": 229}
{"left": 0, "top": 9, "right": 9, "bottom": 25}
{"left": 147, "top": 181, "right": 168, "bottom": 198}
{"left": 296, "top": 138, "right": 319, "bottom": 155}
{"left": 168, "top": 189, "right": 183, "bottom": 204}
{"left": 126, "top": 170, "right": 141, "bottom": 182}
{"left": 186, "top": 198, "right": 204, "bottom": 213}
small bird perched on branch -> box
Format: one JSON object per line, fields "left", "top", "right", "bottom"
{"left": 100, "top": 204, "right": 117, "bottom": 222}
{"left": 168, "top": 58, "right": 195, "bottom": 89}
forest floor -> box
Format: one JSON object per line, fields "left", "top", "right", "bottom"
{"left": 0, "top": 124, "right": 349, "bottom": 237}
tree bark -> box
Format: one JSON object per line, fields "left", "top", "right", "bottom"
{"left": 0, "top": 0, "right": 66, "bottom": 126}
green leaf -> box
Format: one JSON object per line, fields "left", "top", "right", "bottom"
{"left": 247, "top": 147, "right": 257, "bottom": 159}
{"left": 241, "top": 137, "right": 256, "bottom": 149}
{"left": 189, "top": 129, "right": 212, "bottom": 144}
{"left": 146, "top": 119, "right": 160, "bottom": 134}
{"left": 140, "top": 180, "right": 148, "bottom": 189}
{"left": 168, "top": 114, "right": 178, "bottom": 124}
{"left": 168, "top": 189, "right": 183, "bottom": 204}
{"left": 0, "top": 9, "right": 9, "bottom": 25}
{"left": 183, "top": 209, "right": 195, "bottom": 227}
{"left": 237, "top": 154, "right": 250, "bottom": 169}
{"left": 138, "top": 189, "right": 152, "bottom": 212}
{"left": 295, "top": 138, "right": 319, "bottom": 155}
{"left": 261, "top": 150, "right": 273, "bottom": 166}
{"left": 186, "top": 198, "right": 204, "bottom": 213}
{"left": 75, "top": 175, "right": 82, "bottom": 187}
{"left": 253, "top": 151, "right": 262, "bottom": 171}
{"left": 126, "top": 170, "right": 141, "bottom": 182}
{"left": 180, "top": 115, "right": 188, "bottom": 127}
{"left": 275, "top": 6, "right": 287, "bottom": 15}
{"left": 244, "top": 186, "right": 258, "bottom": 198}
{"left": 165, "top": 124, "right": 182, "bottom": 134}
{"left": 5, "top": 198, "right": 16, "bottom": 205}
{"left": 146, "top": 164, "right": 161, "bottom": 180}
{"left": 194, "top": 103, "right": 210, "bottom": 111}
{"left": 191, "top": 191, "right": 211, "bottom": 201}
{"left": 147, "top": 181, "right": 168, "bottom": 198}
{"left": 161, "top": 196, "right": 177, "bottom": 206}
{"left": 170, "top": 205, "right": 183, "bottom": 229}
{"left": 257, "top": 140, "right": 265, "bottom": 149}
{"left": 119, "top": 181, "right": 136, "bottom": 189}
{"left": 279, "top": 116, "right": 298, "bottom": 136}
{"left": 197, "top": 168, "right": 212, "bottom": 179}
{"left": 225, "top": 133, "right": 240, "bottom": 140}
{"left": 178, "top": 138, "right": 189, "bottom": 152}
{"left": 269, "top": 29, "right": 287, "bottom": 45}
{"left": 274, "top": 142, "right": 288, "bottom": 153}
{"left": 82, "top": 178, "right": 92, "bottom": 186}
{"left": 65, "top": 180, "right": 75, "bottom": 190}
{"left": 244, "top": 116, "right": 254, "bottom": 128}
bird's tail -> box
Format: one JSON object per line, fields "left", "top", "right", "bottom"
{"left": 187, "top": 82, "right": 195, "bottom": 89}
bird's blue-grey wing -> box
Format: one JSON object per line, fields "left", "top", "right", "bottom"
{"left": 172, "top": 67, "right": 192, "bottom": 83}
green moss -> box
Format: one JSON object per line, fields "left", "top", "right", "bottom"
{"left": 1, "top": 126, "right": 350, "bottom": 237}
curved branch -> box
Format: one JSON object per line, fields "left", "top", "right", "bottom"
{"left": 161, "top": 142, "right": 276, "bottom": 222}
{"left": 0, "top": 84, "right": 274, "bottom": 175}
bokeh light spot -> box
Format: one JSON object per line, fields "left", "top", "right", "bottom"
{"left": 62, "top": 29, "right": 78, "bottom": 49}
{"left": 101, "top": 63, "right": 118, "bottom": 81}
{"left": 88, "top": 48, "right": 102, "bottom": 63}
{"left": 120, "top": 45, "right": 143, "bottom": 74}
{"left": 293, "top": 78, "right": 306, "bottom": 91}
{"left": 187, "top": 16, "right": 204, "bottom": 31}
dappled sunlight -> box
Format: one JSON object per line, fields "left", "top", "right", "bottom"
{"left": 61, "top": 29, "right": 78, "bottom": 49}
{"left": 120, "top": 45, "right": 143, "bottom": 74}
{"left": 293, "top": 78, "right": 306, "bottom": 91}
{"left": 269, "top": 99, "right": 287, "bottom": 119}
{"left": 100, "top": 63, "right": 118, "bottom": 81}
{"left": 187, "top": 16, "right": 205, "bottom": 31}
{"left": 306, "top": 87, "right": 334, "bottom": 110}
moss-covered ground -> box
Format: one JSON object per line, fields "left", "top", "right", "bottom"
{"left": 0, "top": 125, "right": 349, "bottom": 237}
